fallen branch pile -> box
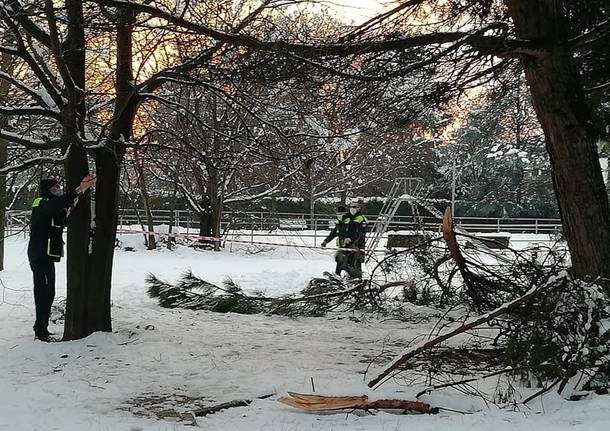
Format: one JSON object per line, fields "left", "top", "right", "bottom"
{"left": 367, "top": 270, "right": 565, "bottom": 388}
{"left": 366, "top": 208, "right": 610, "bottom": 398}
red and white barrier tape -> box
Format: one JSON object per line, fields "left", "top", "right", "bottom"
{"left": 115, "top": 227, "right": 380, "bottom": 253}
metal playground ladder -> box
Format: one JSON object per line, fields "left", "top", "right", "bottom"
{"left": 366, "top": 177, "right": 424, "bottom": 257}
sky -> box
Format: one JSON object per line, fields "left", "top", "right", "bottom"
{"left": 321, "top": 0, "right": 389, "bottom": 23}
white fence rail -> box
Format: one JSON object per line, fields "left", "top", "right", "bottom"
{"left": 6, "top": 209, "right": 563, "bottom": 240}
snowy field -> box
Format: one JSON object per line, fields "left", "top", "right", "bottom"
{"left": 0, "top": 232, "right": 608, "bottom": 431}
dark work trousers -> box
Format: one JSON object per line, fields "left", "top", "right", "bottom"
{"left": 30, "top": 258, "right": 56, "bottom": 335}
{"left": 335, "top": 251, "right": 349, "bottom": 276}
{"left": 346, "top": 249, "right": 363, "bottom": 279}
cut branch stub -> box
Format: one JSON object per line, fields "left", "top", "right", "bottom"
{"left": 442, "top": 207, "right": 466, "bottom": 269}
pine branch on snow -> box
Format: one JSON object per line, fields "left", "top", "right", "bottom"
{"left": 146, "top": 271, "right": 366, "bottom": 316}
{"left": 146, "top": 271, "right": 264, "bottom": 313}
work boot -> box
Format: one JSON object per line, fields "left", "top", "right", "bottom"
{"left": 34, "top": 333, "right": 53, "bottom": 342}
{"left": 34, "top": 327, "right": 56, "bottom": 342}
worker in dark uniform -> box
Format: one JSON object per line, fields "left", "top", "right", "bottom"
{"left": 28, "top": 175, "right": 95, "bottom": 341}
{"left": 321, "top": 205, "right": 349, "bottom": 275}
{"left": 343, "top": 201, "right": 368, "bottom": 279}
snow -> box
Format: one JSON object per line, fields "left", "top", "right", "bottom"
{"left": 0, "top": 234, "right": 608, "bottom": 430}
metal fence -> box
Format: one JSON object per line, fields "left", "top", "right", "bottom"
{"left": 5, "top": 210, "right": 29, "bottom": 236}
{"left": 116, "top": 209, "right": 562, "bottom": 234}
{"left": 5, "top": 208, "right": 562, "bottom": 238}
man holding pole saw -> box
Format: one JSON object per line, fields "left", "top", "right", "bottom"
{"left": 27, "top": 174, "right": 96, "bottom": 341}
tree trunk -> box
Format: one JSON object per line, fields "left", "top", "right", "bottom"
{"left": 64, "top": 4, "right": 138, "bottom": 339}
{"left": 0, "top": 143, "right": 5, "bottom": 272}
{"left": 506, "top": 0, "right": 610, "bottom": 287}
{"left": 167, "top": 169, "right": 179, "bottom": 250}
{"left": 87, "top": 6, "right": 138, "bottom": 334}
{"left": 211, "top": 197, "right": 223, "bottom": 252}
{"left": 339, "top": 189, "right": 347, "bottom": 207}
{"left": 0, "top": 50, "right": 12, "bottom": 271}
{"left": 207, "top": 166, "right": 222, "bottom": 251}
{"left": 134, "top": 149, "right": 156, "bottom": 249}
{"left": 197, "top": 208, "right": 213, "bottom": 246}
{"left": 302, "top": 158, "right": 314, "bottom": 228}
{"left": 63, "top": 0, "right": 95, "bottom": 340}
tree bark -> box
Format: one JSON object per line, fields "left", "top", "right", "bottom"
{"left": 302, "top": 158, "right": 314, "bottom": 227}
{"left": 207, "top": 165, "right": 222, "bottom": 251}
{"left": 88, "top": 5, "right": 138, "bottom": 334}
{"left": 0, "top": 137, "right": 5, "bottom": 272}
{"left": 197, "top": 208, "right": 213, "bottom": 244}
{"left": 505, "top": 0, "right": 610, "bottom": 288}
{"left": 211, "top": 198, "right": 223, "bottom": 251}
{"left": 63, "top": 0, "right": 94, "bottom": 340}
{"left": 0, "top": 50, "right": 12, "bottom": 271}
{"left": 64, "top": 4, "right": 138, "bottom": 339}
{"left": 167, "top": 168, "right": 179, "bottom": 250}
{"left": 134, "top": 148, "right": 156, "bottom": 249}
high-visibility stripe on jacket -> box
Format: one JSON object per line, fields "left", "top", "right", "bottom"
{"left": 323, "top": 215, "right": 350, "bottom": 247}
{"left": 345, "top": 213, "right": 368, "bottom": 248}
{"left": 27, "top": 191, "right": 77, "bottom": 262}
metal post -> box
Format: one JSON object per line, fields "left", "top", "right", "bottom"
{"left": 310, "top": 191, "right": 315, "bottom": 231}
{"left": 451, "top": 157, "right": 456, "bottom": 217}
{"left": 251, "top": 218, "right": 254, "bottom": 244}
{"left": 313, "top": 218, "right": 317, "bottom": 246}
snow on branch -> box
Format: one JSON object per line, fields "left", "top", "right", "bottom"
{"left": 224, "top": 165, "right": 300, "bottom": 203}
{"left": 0, "top": 144, "right": 71, "bottom": 174}
{"left": 0, "top": 44, "right": 18, "bottom": 56}
{"left": 0, "top": 70, "right": 56, "bottom": 109}
{"left": 0, "top": 105, "right": 61, "bottom": 120}
{"left": 0, "top": 128, "right": 62, "bottom": 150}
{"left": 569, "top": 17, "right": 610, "bottom": 49}
{"left": 0, "top": 17, "right": 63, "bottom": 108}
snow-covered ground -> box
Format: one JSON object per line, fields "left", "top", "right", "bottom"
{"left": 0, "top": 233, "right": 607, "bottom": 431}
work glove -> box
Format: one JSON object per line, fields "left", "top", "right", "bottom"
{"left": 76, "top": 174, "right": 96, "bottom": 194}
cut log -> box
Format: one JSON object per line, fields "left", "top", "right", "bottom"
{"left": 278, "top": 392, "right": 436, "bottom": 413}
{"left": 279, "top": 393, "right": 368, "bottom": 411}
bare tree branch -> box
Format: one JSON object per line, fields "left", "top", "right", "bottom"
{"left": 0, "top": 105, "right": 62, "bottom": 119}
{"left": 92, "top": 0, "right": 543, "bottom": 58}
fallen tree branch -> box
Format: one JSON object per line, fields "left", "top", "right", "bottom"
{"left": 415, "top": 368, "right": 516, "bottom": 398}
{"left": 279, "top": 392, "right": 437, "bottom": 414}
{"left": 521, "top": 378, "right": 562, "bottom": 405}
{"left": 148, "top": 270, "right": 417, "bottom": 317}
{"left": 194, "top": 393, "right": 274, "bottom": 417}
{"left": 366, "top": 271, "right": 565, "bottom": 388}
